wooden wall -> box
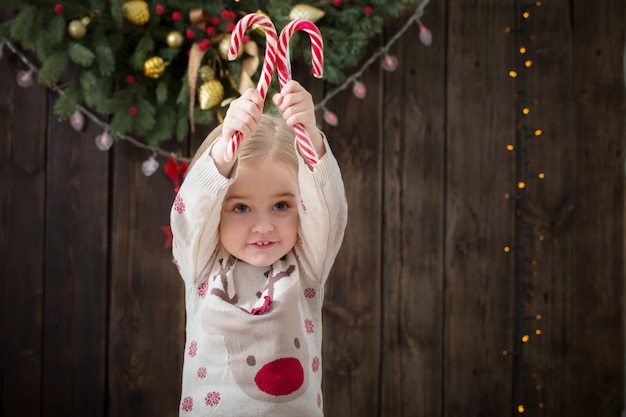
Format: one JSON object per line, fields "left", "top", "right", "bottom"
{"left": 1, "top": 0, "right": 624, "bottom": 416}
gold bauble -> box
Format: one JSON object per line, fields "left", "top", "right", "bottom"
{"left": 123, "top": 0, "right": 150, "bottom": 25}
{"left": 252, "top": 10, "right": 271, "bottom": 35}
{"left": 68, "top": 19, "right": 87, "bottom": 39}
{"left": 199, "top": 65, "right": 216, "bottom": 82}
{"left": 198, "top": 80, "right": 224, "bottom": 110}
{"left": 218, "top": 35, "right": 243, "bottom": 61}
{"left": 289, "top": 4, "right": 325, "bottom": 23}
{"left": 166, "top": 31, "right": 184, "bottom": 48}
{"left": 143, "top": 56, "right": 168, "bottom": 79}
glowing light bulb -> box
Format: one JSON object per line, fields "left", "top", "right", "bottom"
{"left": 522, "top": 107, "right": 530, "bottom": 115}
{"left": 504, "top": 246, "right": 511, "bottom": 253}
{"left": 142, "top": 155, "right": 159, "bottom": 176}
{"left": 352, "top": 80, "right": 366, "bottom": 99}
{"left": 419, "top": 26, "right": 432, "bottom": 46}
{"left": 323, "top": 109, "right": 338, "bottom": 127}
{"left": 507, "top": 144, "right": 515, "bottom": 151}
{"left": 518, "top": 404, "right": 525, "bottom": 413}
{"left": 517, "top": 181, "right": 526, "bottom": 189}
{"left": 16, "top": 69, "right": 34, "bottom": 87}
{"left": 95, "top": 131, "right": 114, "bottom": 151}
{"left": 509, "top": 70, "right": 518, "bottom": 78}
{"left": 519, "top": 46, "right": 527, "bottom": 54}
{"left": 525, "top": 59, "right": 533, "bottom": 67}
{"left": 521, "top": 334, "right": 530, "bottom": 343}
{"left": 381, "top": 54, "right": 398, "bottom": 72}
{"left": 70, "top": 110, "right": 85, "bottom": 131}
{"left": 534, "top": 129, "right": 542, "bottom": 136}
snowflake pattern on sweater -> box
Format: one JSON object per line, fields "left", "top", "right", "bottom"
{"left": 170, "top": 137, "right": 347, "bottom": 416}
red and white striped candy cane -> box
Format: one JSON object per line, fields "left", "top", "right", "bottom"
{"left": 223, "top": 13, "right": 278, "bottom": 162}
{"left": 277, "top": 19, "right": 324, "bottom": 166}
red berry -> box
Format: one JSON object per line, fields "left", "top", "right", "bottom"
{"left": 155, "top": 4, "right": 164, "bottom": 14}
{"left": 364, "top": 6, "right": 373, "bottom": 14}
{"left": 53, "top": 4, "right": 64, "bottom": 13}
{"left": 172, "top": 11, "right": 181, "bottom": 20}
{"left": 129, "top": 107, "right": 137, "bottom": 116}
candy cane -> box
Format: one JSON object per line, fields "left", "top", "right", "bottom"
{"left": 224, "top": 14, "right": 279, "bottom": 162}
{"left": 277, "top": 19, "right": 324, "bottom": 166}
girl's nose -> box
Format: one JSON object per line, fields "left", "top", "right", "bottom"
{"left": 251, "top": 213, "right": 274, "bottom": 233}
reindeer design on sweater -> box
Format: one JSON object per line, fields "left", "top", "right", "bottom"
{"left": 202, "top": 256, "right": 311, "bottom": 403}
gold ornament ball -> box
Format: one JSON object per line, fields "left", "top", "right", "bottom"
{"left": 68, "top": 19, "right": 87, "bottom": 39}
{"left": 199, "top": 65, "right": 216, "bottom": 82}
{"left": 199, "top": 80, "right": 224, "bottom": 110}
{"left": 166, "top": 31, "right": 184, "bottom": 48}
{"left": 143, "top": 56, "right": 168, "bottom": 79}
{"left": 289, "top": 4, "right": 325, "bottom": 23}
{"left": 123, "top": 0, "right": 150, "bottom": 25}
{"left": 218, "top": 35, "right": 243, "bottom": 61}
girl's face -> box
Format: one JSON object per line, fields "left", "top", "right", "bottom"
{"left": 219, "top": 161, "right": 299, "bottom": 267}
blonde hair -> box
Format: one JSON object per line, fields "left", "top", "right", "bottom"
{"left": 189, "top": 114, "right": 298, "bottom": 173}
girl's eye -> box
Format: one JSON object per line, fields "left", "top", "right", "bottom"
{"left": 233, "top": 204, "right": 249, "bottom": 213}
{"left": 274, "top": 202, "right": 289, "bottom": 211}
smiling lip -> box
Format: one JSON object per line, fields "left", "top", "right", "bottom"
{"left": 250, "top": 241, "right": 275, "bottom": 249}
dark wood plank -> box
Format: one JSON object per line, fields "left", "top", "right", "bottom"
{"left": 320, "top": 42, "right": 383, "bottom": 416}
{"left": 523, "top": 0, "right": 626, "bottom": 414}
{"left": 0, "top": 31, "right": 46, "bottom": 416}
{"left": 444, "top": 0, "right": 517, "bottom": 415}
{"left": 569, "top": 1, "right": 625, "bottom": 412}
{"left": 380, "top": 4, "right": 446, "bottom": 416}
{"left": 108, "top": 140, "right": 185, "bottom": 416}
{"left": 40, "top": 102, "right": 108, "bottom": 415}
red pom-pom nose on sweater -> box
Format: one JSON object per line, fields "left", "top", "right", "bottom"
{"left": 255, "top": 357, "right": 304, "bottom": 396}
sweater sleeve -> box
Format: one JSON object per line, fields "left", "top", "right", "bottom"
{"left": 296, "top": 134, "right": 348, "bottom": 285}
{"left": 170, "top": 148, "right": 234, "bottom": 284}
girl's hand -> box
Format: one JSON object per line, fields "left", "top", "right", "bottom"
{"left": 272, "top": 80, "right": 325, "bottom": 158}
{"left": 211, "top": 88, "right": 263, "bottom": 175}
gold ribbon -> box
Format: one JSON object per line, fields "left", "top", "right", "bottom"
{"left": 238, "top": 41, "right": 260, "bottom": 94}
{"left": 187, "top": 9, "right": 211, "bottom": 132}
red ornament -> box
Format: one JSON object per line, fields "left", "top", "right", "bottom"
{"left": 206, "top": 27, "right": 215, "bottom": 35}
{"left": 211, "top": 16, "right": 220, "bottom": 25}
{"left": 155, "top": 4, "right": 164, "bottom": 14}
{"left": 198, "top": 39, "right": 211, "bottom": 51}
{"left": 185, "top": 29, "right": 195, "bottom": 39}
{"left": 129, "top": 107, "right": 137, "bottom": 115}
{"left": 172, "top": 11, "right": 181, "bottom": 20}
{"left": 126, "top": 74, "right": 135, "bottom": 84}
{"left": 163, "top": 156, "right": 189, "bottom": 193}
{"left": 54, "top": 4, "right": 64, "bottom": 13}
{"left": 364, "top": 6, "right": 373, "bottom": 14}
{"left": 333, "top": 0, "right": 342, "bottom": 5}
{"left": 161, "top": 226, "right": 173, "bottom": 248}
{"left": 227, "top": 23, "right": 235, "bottom": 32}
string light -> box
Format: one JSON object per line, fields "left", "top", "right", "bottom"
{"left": 95, "top": 130, "right": 114, "bottom": 151}
{"left": 141, "top": 154, "right": 160, "bottom": 176}
{"left": 381, "top": 54, "right": 399, "bottom": 71}
{"left": 503, "top": 3, "right": 547, "bottom": 415}
{"left": 16, "top": 69, "right": 33, "bottom": 87}
{"left": 314, "top": 0, "right": 431, "bottom": 126}
{"left": 352, "top": 80, "right": 367, "bottom": 99}
{"left": 70, "top": 110, "right": 85, "bottom": 131}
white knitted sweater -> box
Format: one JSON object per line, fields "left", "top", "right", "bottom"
{"left": 170, "top": 138, "right": 347, "bottom": 416}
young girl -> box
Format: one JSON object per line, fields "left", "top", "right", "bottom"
{"left": 170, "top": 80, "right": 348, "bottom": 416}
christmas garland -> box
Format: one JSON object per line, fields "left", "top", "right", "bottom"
{"left": 0, "top": 0, "right": 425, "bottom": 147}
